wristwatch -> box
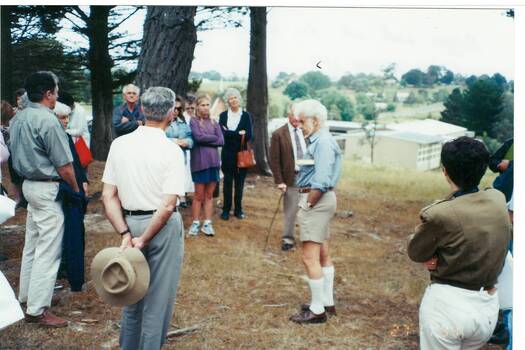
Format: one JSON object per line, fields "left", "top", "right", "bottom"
{"left": 119, "top": 228, "right": 131, "bottom": 236}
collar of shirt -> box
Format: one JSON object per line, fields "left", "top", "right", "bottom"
{"left": 306, "top": 127, "right": 327, "bottom": 145}
{"left": 453, "top": 187, "right": 479, "bottom": 198}
{"left": 28, "top": 101, "right": 54, "bottom": 114}
{"left": 136, "top": 125, "right": 166, "bottom": 138}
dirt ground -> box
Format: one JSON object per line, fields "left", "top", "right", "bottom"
{"left": 0, "top": 161, "right": 501, "bottom": 349}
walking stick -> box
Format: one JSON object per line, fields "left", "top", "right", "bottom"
{"left": 263, "top": 191, "right": 284, "bottom": 251}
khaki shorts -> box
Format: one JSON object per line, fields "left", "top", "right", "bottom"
{"left": 297, "top": 191, "right": 337, "bottom": 243}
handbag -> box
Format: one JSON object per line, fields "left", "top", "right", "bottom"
{"left": 74, "top": 136, "right": 93, "bottom": 168}
{"left": 237, "top": 134, "right": 256, "bottom": 168}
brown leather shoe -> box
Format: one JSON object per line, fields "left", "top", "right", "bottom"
{"left": 290, "top": 309, "right": 327, "bottom": 324}
{"left": 25, "top": 310, "right": 68, "bottom": 328}
{"left": 301, "top": 304, "right": 337, "bottom": 316}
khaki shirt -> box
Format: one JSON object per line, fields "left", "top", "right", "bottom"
{"left": 408, "top": 188, "right": 511, "bottom": 290}
{"left": 9, "top": 102, "right": 73, "bottom": 179}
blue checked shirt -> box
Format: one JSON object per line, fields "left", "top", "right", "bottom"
{"left": 296, "top": 127, "right": 342, "bottom": 192}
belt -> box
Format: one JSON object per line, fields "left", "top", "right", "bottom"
{"left": 26, "top": 178, "right": 60, "bottom": 182}
{"left": 298, "top": 187, "right": 333, "bottom": 193}
{"left": 123, "top": 208, "right": 178, "bottom": 216}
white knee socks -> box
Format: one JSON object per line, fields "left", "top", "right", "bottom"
{"left": 322, "top": 265, "right": 335, "bottom": 307}
{"left": 308, "top": 277, "right": 325, "bottom": 314}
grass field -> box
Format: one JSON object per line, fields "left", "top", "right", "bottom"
{"left": 0, "top": 160, "right": 501, "bottom": 349}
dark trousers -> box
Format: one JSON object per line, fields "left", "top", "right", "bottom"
{"left": 222, "top": 167, "right": 247, "bottom": 214}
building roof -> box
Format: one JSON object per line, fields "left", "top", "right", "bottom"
{"left": 379, "top": 131, "right": 443, "bottom": 144}
{"left": 387, "top": 119, "right": 467, "bottom": 137}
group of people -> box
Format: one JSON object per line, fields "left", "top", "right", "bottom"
{"left": 111, "top": 84, "right": 254, "bottom": 237}
{"left": 0, "top": 69, "right": 515, "bottom": 350}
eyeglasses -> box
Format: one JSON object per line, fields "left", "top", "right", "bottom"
{"left": 186, "top": 107, "right": 195, "bottom": 110}
{"left": 175, "top": 107, "right": 183, "bottom": 111}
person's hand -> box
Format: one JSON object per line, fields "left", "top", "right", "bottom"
{"left": 277, "top": 183, "right": 287, "bottom": 193}
{"left": 497, "top": 159, "right": 510, "bottom": 172}
{"left": 132, "top": 236, "right": 146, "bottom": 249}
{"left": 83, "top": 182, "right": 88, "bottom": 196}
{"left": 239, "top": 130, "right": 246, "bottom": 135}
{"left": 177, "top": 139, "right": 188, "bottom": 147}
{"left": 424, "top": 256, "right": 438, "bottom": 271}
{"left": 120, "top": 233, "right": 133, "bottom": 251}
{"left": 121, "top": 116, "right": 130, "bottom": 124}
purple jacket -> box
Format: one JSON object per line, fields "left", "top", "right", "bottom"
{"left": 189, "top": 117, "right": 224, "bottom": 172}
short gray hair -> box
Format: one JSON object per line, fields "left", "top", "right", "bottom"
{"left": 123, "top": 84, "right": 140, "bottom": 95}
{"left": 54, "top": 101, "right": 71, "bottom": 116}
{"left": 293, "top": 99, "right": 328, "bottom": 126}
{"left": 224, "top": 88, "right": 243, "bottom": 106}
{"left": 140, "top": 87, "right": 176, "bottom": 122}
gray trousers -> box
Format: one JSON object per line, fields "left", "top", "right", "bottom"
{"left": 120, "top": 212, "right": 184, "bottom": 350}
{"left": 282, "top": 186, "right": 299, "bottom": 244}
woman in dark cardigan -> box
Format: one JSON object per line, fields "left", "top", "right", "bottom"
{"left": 219, "top": 88, "right": 253, "bottom": 220}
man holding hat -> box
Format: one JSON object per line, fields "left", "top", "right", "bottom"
{"left": 289, "top": 99, "right": 342, "bottom": 324}
{"left": 101, "top": 86, "right": 185, "bottom": 349}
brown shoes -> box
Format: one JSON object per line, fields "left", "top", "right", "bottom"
{"left": 301, "top": 304, "right": 337, "bottom": 316}
{"left": 290, "top": 309, "right": 327, "bottom": 324}
{"left": 25, "top": 309, "right": 68, "bottom": 328}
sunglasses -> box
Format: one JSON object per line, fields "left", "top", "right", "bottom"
{"left": 186, "top": 107, "right": 195, "bottom": 110}
{"left": 175, "top": 107, "right": 183, "bottom": 111}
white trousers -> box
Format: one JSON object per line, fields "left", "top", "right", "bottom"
{"left": 18, "top": 180, "right": 64, "bottom": 316}
{"left": 419, "top": 283, "right": 499, "bottom": 350}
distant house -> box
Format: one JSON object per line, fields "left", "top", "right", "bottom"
{"left": 374, "top": 102, "right": 388, "bottom": 111}
{"left": 345, "top": 130, "right": 443, "bottom": 171}
{"left": 395, "top": 91, "right": 410, "bottom": 102}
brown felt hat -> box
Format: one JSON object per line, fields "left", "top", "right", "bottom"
{"left": 91, "top": 247, "right": 150, "bottom": 307}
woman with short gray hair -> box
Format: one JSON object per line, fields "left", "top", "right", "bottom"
{"left": 218, "top": 88, "right": 253, "bottom": 220}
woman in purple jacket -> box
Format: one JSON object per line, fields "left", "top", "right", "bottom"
{"left": 188, "top": 94, "right": 224, "bottom": 236}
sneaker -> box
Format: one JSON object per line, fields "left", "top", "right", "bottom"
{"left": 188, "top": 221, "right": 200, "bottom": 236}
{"left": 201, "top": 222, "right": 215, "bottom": 236}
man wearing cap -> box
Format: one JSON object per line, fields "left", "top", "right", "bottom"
{"left": 102, "top": 86, "right": 185, "bottom": 349}
{"left": 289, "top": 99, "right": 342, "bottom": 324}
{"left": 408, "top": 137, "right": 511, "bottom": 349}
{"left": 112, "top": 84, "right": 145, "bottom": 138}
{"left": 269, "top": 103, "right": 308, "bottom": 251}
{"left": 9, "top": 71, "right": 80, "bottom": 327}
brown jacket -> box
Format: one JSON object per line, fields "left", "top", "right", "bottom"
{"left": 408, "top": 188, "right": 511, "bottom": 290}
{"left": 269, "top": 123, "right": 296, "bottom": 187}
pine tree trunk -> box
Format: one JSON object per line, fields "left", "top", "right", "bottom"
{"left": 87, "top": 6, "right": 114, "bottom": 161}
{"left": 1, "top": 7, "right": 14, "bottom": 102}
{"left": 136, "top": 6, "right": 197, "bottom": 97}
{"left": 246, "top": 7, "right": 271, "bottom": 176}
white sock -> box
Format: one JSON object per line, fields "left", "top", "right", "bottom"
{"left": 308, "top": 277, "right": 325, "bottom": 314}
{"left": 203, "top": 219, "right": 212, "bottom": 225}
{"left": 322, "top": 265, "right": 335, "bottom": 306}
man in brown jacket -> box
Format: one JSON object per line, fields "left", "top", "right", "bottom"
{"left": 269, "top": 104, "right": 307, "bottom": 251}
{"left": 408, "top": 136, "right": 511, "bottom": 350}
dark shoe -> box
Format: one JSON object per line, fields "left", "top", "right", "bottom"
{"left": 281, "top": 242, "right": 295, "bottom": 251}
{"left": 220, "top": 211, "right": 230, "bottom": 220}
{"left": 234, "top": 212, "right": 246, "bottom": 219}
{"left": 290, "top": 309, "right": 327, "bottom": 324}
{"left": 25, "top": 309, "right": 68, "bottom": 328}
{"left": 179, "top": 201, "right": 188, "bottom": 209}
{"left": 301, "top": 304, "right": 337, "bottom": 316}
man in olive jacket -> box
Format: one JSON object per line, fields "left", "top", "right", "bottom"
{"left": 408, "top": 136, "right": 511, "bottom": 349}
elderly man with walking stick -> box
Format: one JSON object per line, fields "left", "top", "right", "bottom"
{"left": 289, "top": 99, "right": 342, "bottom": 324}
{"left": 269, "top": 103, "right": 308, "bottom": 251}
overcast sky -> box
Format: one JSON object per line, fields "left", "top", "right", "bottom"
{"left": 59, "top": 6, "right": 514, "bottom": 81}
{"left": 192, "top": 7, "right": 514, "bottom": 80}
